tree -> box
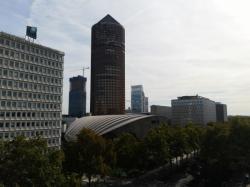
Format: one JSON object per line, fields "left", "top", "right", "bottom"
{"left": 113, "top": 133, "right": 142, "bottom": 175}
{"left": 184, "top": 124, "right": 204, "bottom": 153}
{"left": 166, "top": 126, "right": 189, "bottom": 160}
{"left": 0, "top": 136, "right": 65, "bottom": 187}
{"left": 64, "top": 128, "right": 115, "bottom": 186}
{"left": 143, "top": 125, "right": 171, "bottom": 169}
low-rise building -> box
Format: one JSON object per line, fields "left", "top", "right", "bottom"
{"left": 151, "top": 105, "right": 172, "bottom": 119}
{"left": 171, "top": 95, "right": 216, "bottom": 126}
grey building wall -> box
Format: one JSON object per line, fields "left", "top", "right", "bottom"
{"left": 151, "top": 105, "right": 172, "bottom": 119}
{"left": 202, "top": 99, "right": 217, "bottom": 125}
{"left": 171, "top": 95, "right": 216, "bottom": 126}
{"left": 216, "top": 103, "right": 228, "bottom": 122}
{"left": 0, "top": 32, "right": 64, "bottom": 148}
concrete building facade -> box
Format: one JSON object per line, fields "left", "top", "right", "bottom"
{"left": 68, "top": 75, "right": 87, "bottom": 117}
{"left": 151, "top": 105, "right": 172, "bottom": 119}
{"left": 0, "top": 32, "right": 64, "bottom": 147}
{"left": 90, "top": 15, "right": 125, "bottom": 115}
{"left": 171, "top": 95, "right": 216, "bottom": 126}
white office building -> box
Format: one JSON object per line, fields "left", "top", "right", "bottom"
{"left": 171, "top": 95, "right": 216, "bottom": 126}
{"left": 0, "top": 32, "right": 64, "bottom": 148}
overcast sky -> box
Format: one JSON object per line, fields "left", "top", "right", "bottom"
{"left": 1, "top": 0, "right": 250, "bottom": 115}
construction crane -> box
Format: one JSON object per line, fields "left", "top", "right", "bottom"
{"left": 81, "top": 66, "right": 90, "bottom": 77}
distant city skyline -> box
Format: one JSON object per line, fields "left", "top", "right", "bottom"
{"left": 1, "top": 0, "right": 250, "bottom": 115}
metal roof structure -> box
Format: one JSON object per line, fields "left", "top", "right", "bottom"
{"left": 65, "top": 114, "right": 154, "bottom": 141}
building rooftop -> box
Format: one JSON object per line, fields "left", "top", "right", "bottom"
{"left": 69, "top": 75, "right": 87, "bottom": 80}
{"left": 0, "top": 31, "right": 64, "bottom": 55}
{"left": 96, "top": 14, "right": 121, "bottom": 25}
{"left": 177, "top": 95, "right": 208, "bottom": 100}
{"left": 65, "top": 114, "right": 154, "bottom": 141}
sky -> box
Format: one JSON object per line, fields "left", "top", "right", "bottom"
{"left": 1, "top": 0, "right": 250, "bottom": 115}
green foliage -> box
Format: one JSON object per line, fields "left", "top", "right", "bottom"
{"left": 0, "top": 136, "right": 65, "bottom": 187}
{"left": 143, "top": 125, "right": 171, "bottom": 169}
{"left": 199, "top": 117, "right": 250, "bottom": 185}
{"left": 113, "top": 133, "right": 141, "bottom": 173}
{"left": 63, "top": 128, "right": 115, "bottom": 185}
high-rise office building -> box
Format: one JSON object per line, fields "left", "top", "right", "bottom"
{"left": 68, "top": 75, "right": 87, "bottom": 117}
{"left": 216, "top": 102, "right": 228, "bottom": 123}
{"left": 0, "top": 32, "right": 64, "bottom": 148}
{"left": 131, "top": 85, "right": 148, "bottom": 113}
{"left": 90, "top": 14, "right": 125, "bottom": 115}
{"left": 171, "top": 95, "right": 216, "bottom": 126}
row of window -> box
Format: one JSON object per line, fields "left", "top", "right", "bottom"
{"left": 0, "top": 58, "right": 62, "bottom": 77}
{"left": 0, "top": 90, "right": 61, "bottom": 102}
{"left": 0, "top": 49, "right": 63, "bottom": 69}
{"left": 0, "top": 132, "right": 60, "bottom": 145}
{"left": 0, "top": 100, "right": 60, "bottom": 110}
{"left": 0, "top": 124, "right": 60, "bottom": 133}
{"left": 0, "top": 111, "right": 61, "bottom": 118}
{"left": 0, "top": 37, "right": 63, "bottom": 61}
{"left": 0, "top": 120, "right": 60, "bottom": 128}
{"left": 0, "top": 79, "right": 62, "bottom": 94}
{"left": 0, "top": 68, "right": 62, "bottom": 85}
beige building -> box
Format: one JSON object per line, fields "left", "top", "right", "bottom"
{"left": 0, "top": 32, "right": 64, "bottom": 148}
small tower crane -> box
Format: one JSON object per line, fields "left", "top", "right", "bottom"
{"left": 81, "top": 66, "right": 90, "bottom": 77}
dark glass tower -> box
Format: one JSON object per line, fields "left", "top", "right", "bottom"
{"left": 91, "top": 14, "right": 125, "bottom": 115}
{"left": 69, "top": 76, "right": 87, "bottom": 117}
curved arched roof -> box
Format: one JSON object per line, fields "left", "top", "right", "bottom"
{"left": 65, "top": 114, "right": 154, "bottom": 141}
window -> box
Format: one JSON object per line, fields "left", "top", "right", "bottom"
{"left": 7, "top": 90, "right": 11, "bottom": 97}
{"left": 3, "top": 70, "right": 7, "bottom": 76}
{"left": 5, "top": 122, "right": 10, "bottom": 128}
{"left": 4, "top": 133, "right": 9, "bottom": 139}
{"left": 1, "top": 101, "right": 5, "bottom": 107}
{"left": 5, "top": 50, "right": 9, "bottom": 56}
{"left": 6, "top": 101, "right": 11, "bottom": 107}
{"left": 5, "top": 40, "right": 10, "bottom": 46}
{"left": 11, "top": 41, "right": 15, "bottom": 47}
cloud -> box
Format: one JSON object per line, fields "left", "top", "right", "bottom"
{"left": 2, "top": 0, "right": 250, "bottom": 115}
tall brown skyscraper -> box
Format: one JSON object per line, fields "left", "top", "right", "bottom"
{"left": 90, "top": 14, "right": 125, "bottom": 115}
